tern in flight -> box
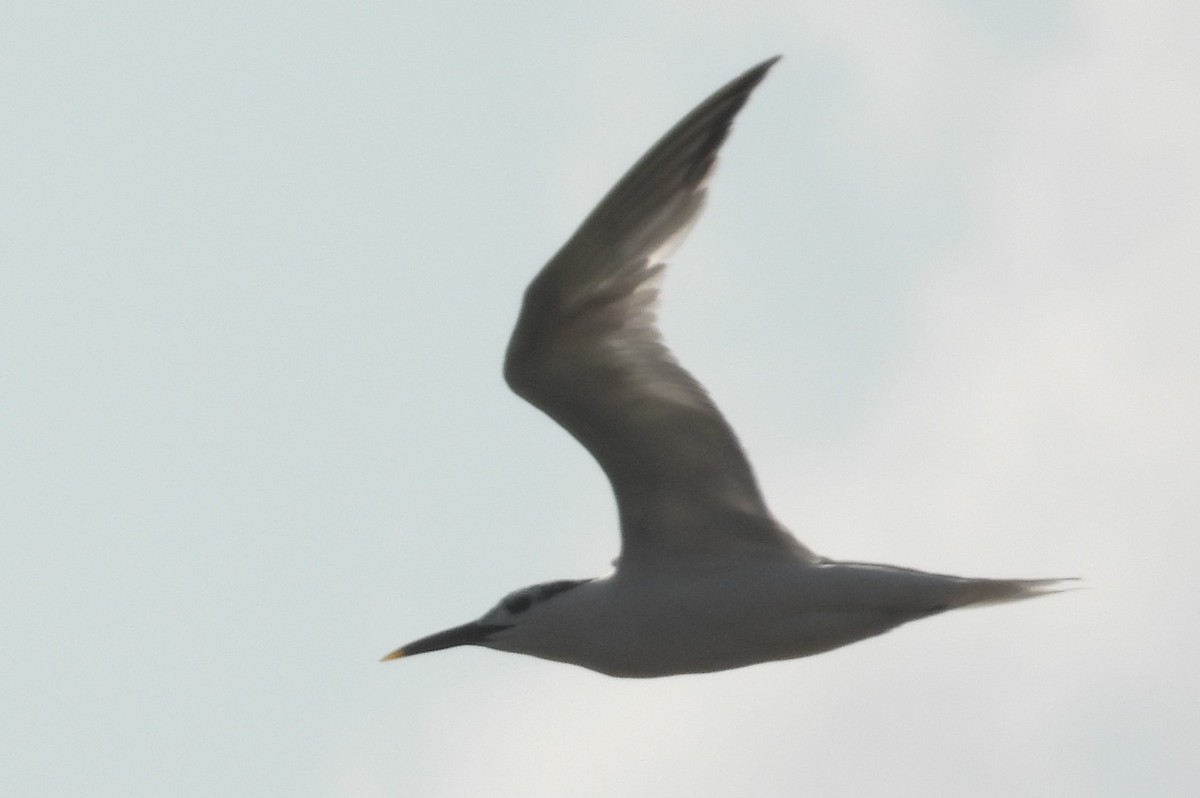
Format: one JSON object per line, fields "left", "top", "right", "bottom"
{"left": 384, "top": 57, "right": 1071, "bottom": 677}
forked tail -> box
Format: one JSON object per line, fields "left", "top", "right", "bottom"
{"left": 954, "top": 577, "right": 1082, "bottom": 609}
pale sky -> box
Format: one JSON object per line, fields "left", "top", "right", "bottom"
{"left": 4, "top": 2, "right": 1198, "bottom": 796}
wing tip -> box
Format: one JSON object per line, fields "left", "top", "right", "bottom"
{"left": 735, "top": 55, "right": 783, "bottom": 94}
{"left": 755, "top": 54, "right": 784, "bottom": 75}
{"left": 697, "top": 54, "right": 783, "bottom": 150}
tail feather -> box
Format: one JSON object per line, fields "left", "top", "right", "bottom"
{"left": 955, "top": 577, "right": 1082, "bottom": 609}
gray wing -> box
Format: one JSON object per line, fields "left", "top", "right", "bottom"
{"left": 505, "top": 57, "right": 812, "bottom": 564}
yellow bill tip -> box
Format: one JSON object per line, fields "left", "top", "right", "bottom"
{"left": 380, "top": 647, "right": 407, "bottom": 662}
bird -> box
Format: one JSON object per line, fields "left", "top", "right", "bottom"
{"left": 383, "top": 56, "right": 1072, "bottom": 678}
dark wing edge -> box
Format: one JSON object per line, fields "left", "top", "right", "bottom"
{"left": 505, "top": 57, "right": 807, "bottom": 561}
{"left": 524, "top": 56, "right": 781, "bottom": 309}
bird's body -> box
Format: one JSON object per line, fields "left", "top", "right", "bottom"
{"left": 487, "top": 558, "right": 1059, "bottom": 678}
{"left": 385, "top": 57, "right": 1071, "bottom": 677}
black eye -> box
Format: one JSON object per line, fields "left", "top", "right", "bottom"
{"left": 503, "top": 593, "right": 533, "bottom": 614}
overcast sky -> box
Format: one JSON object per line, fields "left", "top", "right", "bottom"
{"left": 3, "top": 2, "right": 1198, "bottom": 796}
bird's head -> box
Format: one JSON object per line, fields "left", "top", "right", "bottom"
{"left": 381, "top": 578, "right": 590, "bottom": 662}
